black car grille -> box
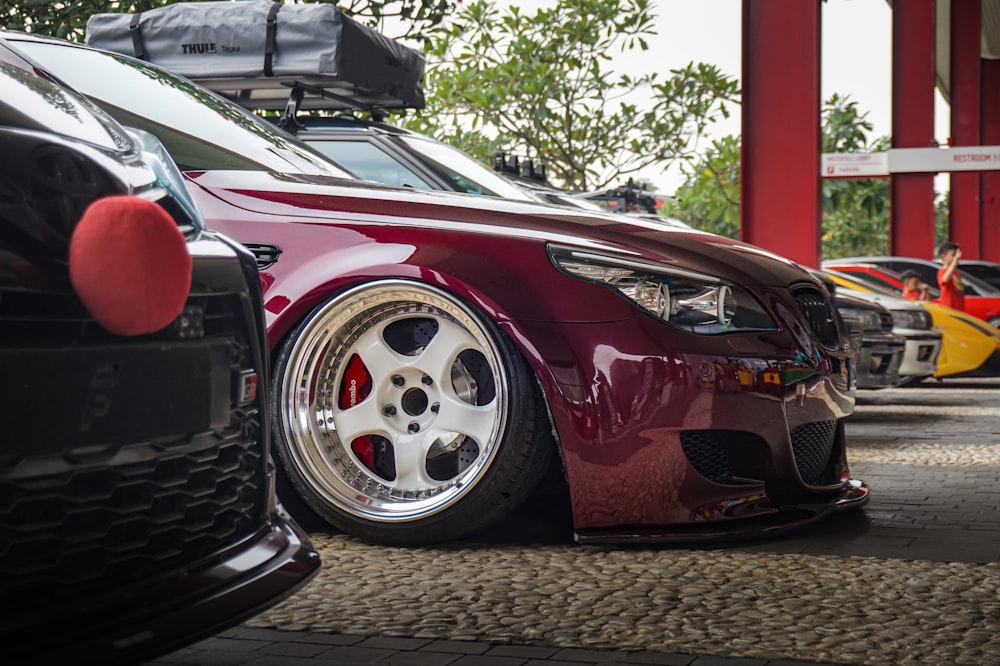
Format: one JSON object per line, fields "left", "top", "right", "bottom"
{"left": 0, "top": 288, "right": 246, "bottom": 346}
{"left": 790, "top": 420, "right": 838, "bottom": 485}
{"left": 0, "top": 291, "right": 268, "bottom": 614}
{"left": 682, "top": 421, "right": 840, "bottom": 488}
{"left": 0, "top": 429, "right": 264, "bottom": 610}
{"left": 680, "top": 430, "right": 769, "bottom": 484}
{"left": 878, "top": 310, "right": 894, "bottom": 332}
{"left": 244, "top": 242, "right": 282, "bottom": 270}
{"left": 792, "top": 286, "right": 841, "bottom": 348}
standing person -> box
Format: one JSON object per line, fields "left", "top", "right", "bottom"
{"left": 900, "top": 270, "right": 930, "bottom": 301}
{"left": 937, "top": 241, "right": 966, "bottom": 312}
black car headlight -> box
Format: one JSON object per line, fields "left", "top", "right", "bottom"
{"left": 838, "top": 307, "right": 883, "bottom": 332}
{"left": 549, "top": 245, "right": 776, "bottom": 334}
{"left": 890, "top": 308, "right": 932, "bottom": 330}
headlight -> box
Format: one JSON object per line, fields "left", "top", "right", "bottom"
{"left": 125, "top": 127, "right": 204, "bottom": 230}
{"left": 891, "top": 309, "right": 932, "bottom": 330}
{"left": 548, "top": 245, "right": 776, "bottom": 334}
{"left": 838, "top": 307, "right": 882, "bottom": 332}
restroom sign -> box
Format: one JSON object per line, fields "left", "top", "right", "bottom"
{"left": 822, "top": 146, "right": 1000, "bottom": 178}
{"left": 889, "top": 146, "right": 1000, "bottom": 173}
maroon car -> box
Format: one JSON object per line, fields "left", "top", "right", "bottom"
{"left": 6, "top": 32, "right": 870, "bottom": 546}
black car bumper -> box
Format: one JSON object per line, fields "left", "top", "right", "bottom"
{"left": 8, "top": 515, "right": 320, "bottom": 665}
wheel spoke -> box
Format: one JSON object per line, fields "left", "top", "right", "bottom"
{"left": 417, "top": 319, "right": 479, "bottom": 380}
{"left": 433, "top": 396, "right": 499, "bottom": 444}
{"left": 351, "top": 323, "right": 404, "bottom": 385}
{"left": 332, "top": 398, "right": 383, "bottom": 444}
{"left": 391, "top": 434, "right": 437, "bottom": 488}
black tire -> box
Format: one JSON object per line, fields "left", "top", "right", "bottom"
{"left": 270, "top": 280, "right": 554, "bottom": 545}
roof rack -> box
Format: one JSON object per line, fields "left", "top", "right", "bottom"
{"left": 493, "top": 151, "right": 548, "bottom": 184}
{"left": 584, "top": 179, "right": 661, "bottom": 214}
{"left": 192, "top": 76, "right": 420, "bottom": 121}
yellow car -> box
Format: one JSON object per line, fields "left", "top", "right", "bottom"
{"left": 824, "top": 269, "right": 1000, "bottom": 380}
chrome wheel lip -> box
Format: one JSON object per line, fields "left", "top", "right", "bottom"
{"left": 279, "top": 280, "right": 509, "bottom": 523}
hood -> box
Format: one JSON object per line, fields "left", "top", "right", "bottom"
{"left": 187, "top": 170, "right": 818, "bottom": 289}
{"left": 838, "top": 286, "right": 924, "bottom": 312}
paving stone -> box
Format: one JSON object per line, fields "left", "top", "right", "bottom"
{"left": 159, "top": 379, "right": 1000, "bottom": 666}
{"left": 322, "top": 645, "right": 399, "bottom": 663}
{"left": 450, "top": 656, "right": 531, "bottom": 666}
{"left": 386, "top": 651, "right": 469, "bottom": 666}
{"left": 255, "top": 641, "right": 331, "bottom": 658}
{"left": 422, "top": 640, "right": 492, "bottom": 655}
{"left": 616, "top": 651, "right": 696, "bottom": 665}
{"left": 484, "top": 646, "right": 561, "bottom": 659}
{"left": 550, "top": 648, "right": 626, "bottom": 662}
{"left": 359, "top": 637, "right": 436, "bottom": 651}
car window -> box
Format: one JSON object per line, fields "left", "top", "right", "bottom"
{"left": 957, "top": 269, "right": 1000, "bottom": 295}
{"left": 308, "top": 139, "right": 435, "bottom": 189}
{"left": 395, "top": 135, "right": 537, "bottom": 201}
{"left": 13, "top": 40, "right": 351, "bottom": 177}
{"left": 962, "top": 265, "right": 1000, "bottom": 289}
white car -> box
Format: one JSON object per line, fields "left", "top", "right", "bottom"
{"left": 836, "top": 286, "right": 942, "bottom": 384}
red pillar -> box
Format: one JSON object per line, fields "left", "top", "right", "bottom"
{"left": 982, "top": 59, "right": 1000, "bottom": 263}
{"left": 740, "top": 0, "right": 821, "bottom": 268}
{"left": 890, "top": 0, "right": 937, "bottom": 258}
{"left": 949, "top": 0, "right": 982, "bottom": 258}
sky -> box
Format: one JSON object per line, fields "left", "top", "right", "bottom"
{"left": 427, "top": 0, "right": 953, "bottom": 194}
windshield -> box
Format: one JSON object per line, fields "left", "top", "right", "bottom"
{"left": 395, "top": 134, "right": 538, "bottom": 201}
{"left": 14, "top": 40, "right": 351, "bottom": 177}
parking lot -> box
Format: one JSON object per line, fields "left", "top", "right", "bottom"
{"left": 152, "top": 378, "right": 1000, "bottom": 666}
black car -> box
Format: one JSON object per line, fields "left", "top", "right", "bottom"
{"left": 0, "top": 43, "right": 319, "bottom": 664}
{"left": 953, "top": 259, "right": 1000, "bottom": 291}
{"left": 834, "top": 292, "right": 905, "bottom": 389}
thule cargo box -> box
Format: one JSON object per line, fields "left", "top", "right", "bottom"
{"left": 85, "top": 0, "right": 425, "bottom": 112}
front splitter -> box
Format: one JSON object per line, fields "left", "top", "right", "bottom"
{"left": 574, "top": 479, "right": 870, "bottom": 544}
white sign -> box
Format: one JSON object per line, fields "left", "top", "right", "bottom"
{"left": 888, "top": 146, "right": 1000, "bottom": 173}
{"left": 821, "top": 146, "right": 1000, "bottom": 178}
{"left": 821, "top": 152, "right": 890, "bottom": 178}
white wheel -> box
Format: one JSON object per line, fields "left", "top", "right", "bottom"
{"left": 272, "top": 280, "right": 552, "bottom": 544}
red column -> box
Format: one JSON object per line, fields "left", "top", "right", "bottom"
{"left": 890, "top": 0, "right": 937, "bottom": 258}
{"left": 741, "top": 0, "right": 821, "bottom": 268}
{"left": 982, "top": 59, "right": 1000, "bottom": 263}
{"left": 950, "top": 0, "right": 982, "bottom": 258}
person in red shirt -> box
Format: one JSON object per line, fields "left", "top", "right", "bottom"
{"left": 936, "top": 241, "right": 966, "bottom": 312}
{"left": 900, "top": 270, "right": 930, "bottom": 301}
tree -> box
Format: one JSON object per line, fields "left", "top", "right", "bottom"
{"left": 1, "top": 0, "right": 452, "bottom": 42}
{"left": 819, "top": 94, "right": 891, "bottom": 258}
{"left": 660, "top": 135, "right": 741, "bottom": 239}
{"left": 664, "top": 94, "right": 920, "bottom": 260}
{"left": 407, "top": 0, "right": 739, "bottom": 191}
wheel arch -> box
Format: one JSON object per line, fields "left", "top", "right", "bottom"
{"left": 266, "top": 273, "right": 564, "bottom": 543}
{"left": 265, "top": 266, "right": 572, "bottom": 461}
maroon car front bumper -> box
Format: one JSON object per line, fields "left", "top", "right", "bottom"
{"left": 516, "top": 314, "right": 867, "bottom": 543}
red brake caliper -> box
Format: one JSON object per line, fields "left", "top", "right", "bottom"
{"left": 338, "top": 354, "right": 375, "bottom": 470}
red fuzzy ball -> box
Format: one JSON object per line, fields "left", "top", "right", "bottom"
{"left": 69, "top": 195, "right": 192, "bottom": 336}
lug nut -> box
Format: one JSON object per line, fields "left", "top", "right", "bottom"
{"left": 421, "top": 375, "right": 433, "bottom": 386}
{"left": 392, "top": 375, "right": 405, "bottom": 387}
{"left": 431, "top": 403, "right": 440, "bottom": 413}
{"left": 408, "top": 422, "right": 420, "bottom": 433}
{"left": 383, "top": 405, "right": 397, "bottom": 416}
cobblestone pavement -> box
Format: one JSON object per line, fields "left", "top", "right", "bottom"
{"left": 150, "top": 378, "right": 1000, "bottom": 666}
